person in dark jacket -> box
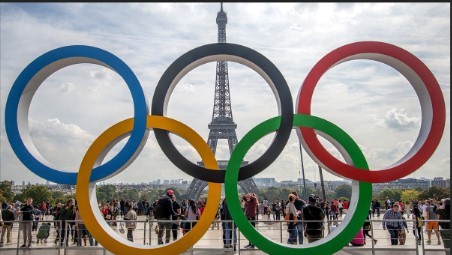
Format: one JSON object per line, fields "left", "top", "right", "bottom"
{"left": 19, "top": 197, "right": 35, "bottom": 248}
{"left": 58, "top": 199, "right": 75, "bottom": 247}
{"left": 157, "top": 190, "right": 175, "bottom": 245}
{"left": 302, "top": 194, "right": 325, "bottom": 243}
{"left": 435, "top": 198, "right": 450, "bottom": 254}
{"left": 221, "top": 198, "right": 237, "bottom": 250}
{"left": 1, "top": 205, "right": 16, "bottom": 246}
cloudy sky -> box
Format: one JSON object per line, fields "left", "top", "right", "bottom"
{"left": 0, "top": 3, "right": 450, "bottom": 186}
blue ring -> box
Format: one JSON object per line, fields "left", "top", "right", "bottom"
{"left": 5, "top": 45, "right": 148, "bottom": 184}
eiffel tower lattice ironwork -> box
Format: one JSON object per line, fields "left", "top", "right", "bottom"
{"left": 185, "top": 3, "right": 258, "bottom": 200}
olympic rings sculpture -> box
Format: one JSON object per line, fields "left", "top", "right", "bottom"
{"left": 5, "top": 41, "right": 445, "bottom": 255}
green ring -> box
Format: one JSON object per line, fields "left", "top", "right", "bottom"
{"left": 225, "top": 114, "right": 372, "bottom": 254}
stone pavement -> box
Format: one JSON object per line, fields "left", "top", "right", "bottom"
{"left": 0, "top": 214, "right": 448, "bottom": 254}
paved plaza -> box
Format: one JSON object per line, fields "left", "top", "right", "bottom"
{"left": 0, "top": 214, "right": 448, "bottom": 255}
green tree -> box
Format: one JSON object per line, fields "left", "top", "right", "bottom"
{"left": 378, "top": 189, "right": 402, "bottom": 202}
{"left": 419, "top": 186, "right": 450, "bottom": 200}
{"left": 140, "top": 189, "right": 160, "bottom": 202}
{"left": 51, "top": 190, "right": 67, "bottom": 204}
{"left": 14, "top": 184, "right": 52, "bottom": 206}
{"left": 96, "top": 184, "right": 117, "bottom": 203}
{"left": 334, "top": 184, "right": 352, "bottom": 199}
{"left": 0, "top": 180, "right": 14, "bottom": 202}
{"left": 117, "top": 188, "right": 140, "bottom": 201}
{"left": 0, "top": 193, "right": 7, "bottom": 205}
{"left": 400, "top": 189, "right": 420, "bottom": 203}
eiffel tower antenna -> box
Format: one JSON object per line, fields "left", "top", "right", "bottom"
{"left": 185, "top": 3, "right": 258, "bottom": 200}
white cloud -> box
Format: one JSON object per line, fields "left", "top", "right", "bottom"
{"left": 376, "top": 108, "right": 420, "bottom": 131}
{"left": 1, "top": 3, "right": 449, "bottom": 186}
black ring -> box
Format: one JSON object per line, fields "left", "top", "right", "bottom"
{"left": 151, "top": 43, "right": 293, "bottom": 183}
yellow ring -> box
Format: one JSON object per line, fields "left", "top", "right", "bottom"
{"left": 76, "top": 115, "right": 221, "bottom": 255}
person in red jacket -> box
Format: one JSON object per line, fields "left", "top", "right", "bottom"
{"left": 343, "top": 200, "right": 349, "bottom": 214}
{"left": 243, "top": 193, "right": 258, "bottom": 249}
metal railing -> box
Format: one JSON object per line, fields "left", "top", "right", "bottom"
{"left": 0, "top": 216, "right": 449, "bottom": 255}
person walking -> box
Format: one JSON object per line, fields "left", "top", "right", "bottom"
{"left": 262, "top": 198, "right": 270, "bottom": 220}
{"left": 19, "top": 197, "right": 34, "bottom": 248}
{"left": 435, "top": 198, "right": 450, "bottom": 254}
{"left": 302, "top": 194, "right": 325, "bottom": 243}
{"left": 405, "top": 201, "right": 412, "bottom": 219}
{"left": 124, "top": 202, "right": 137, "bottom": 242}
{"left": 32, "top": 206, "right": 41, "bottom": 231}
{"left": 412, "top": 202, "right": 423, "bottom": 245}
{"left": 171, "top": 195, "right": 181, "bottom": 241}
{"left": 374, "top": 199, "right": 381, "bottom": 217}
{"left": 274, "top": 201, "right": 282, "bottom": 221}
{"left": 0, "top": 205, "right": 16, "bottom": 247}
{"left": 382, "top": 203, "right": 404, "bottom": 245}
{"left": 156, "top": 190, "right": 174, "bottom": 245}
{"left": 183, "top": 199, "right": 200, "bottom": 235}
{"left": 330, "top": 202, "right": 338, "bottom": 222}
{"left": 220, "top": 198, "right": 237, "bottom": 250}
{"left": 285, "top": 194, "right": 298, "bottom": 244}
{"left": 74, "top": 205, "right": 94, "bottom": 246}
{"left": 291, "top": 191, "right": 305, "bottom": 244}
{"left": 338, "top": 200, "right": 344, "bottom": 218}
{"left": 243, "top": 193, "right": 258, "bottom": 249}
{"left": 58, "top": 199, "right": 76, "bottom": 247}
{"left": 425, "top": 199, "right": 441, "bottom": 245}
{"left": 363, "top": 210, "right": 377, "bottom": 245}
{"left": 74, "top": 206, "right": 83, "bottom": 246}
{"left": 52, "top": 202, "right": 62, "bottom": 244}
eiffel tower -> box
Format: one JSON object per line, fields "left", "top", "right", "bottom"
{"left": 185, "top": 3, "right": 258, "bottom": 200}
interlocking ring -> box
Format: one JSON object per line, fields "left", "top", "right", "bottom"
{"left": 76, "top": 115, "right": 221, "bottom": 255}
{"left": 297, "top": 41, "right": 446, "bottom": 183}
{"left": 224, "top": 114, "right": 372, "bottom": 254}
{"left": 151, "top": 43, "right": 293, "bottom": 183}
{"left": 5, "top": 45, "right": 149, "bottom": 185}
{"left": 5, "top": 41, "right": 445, "bottom": 255}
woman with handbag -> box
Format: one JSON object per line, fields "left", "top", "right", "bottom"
{"left": 285, "top": 194, "right": 298, "bottom": 245}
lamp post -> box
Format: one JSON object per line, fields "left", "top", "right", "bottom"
{"left": 299, "top": 141, "right": 307, "bottom": 199}
{"left": 318, "top": 165, "right": 326, "bottom": 203}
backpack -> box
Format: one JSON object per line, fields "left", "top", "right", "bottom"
{"left": 304, "top": 206, "right": 323, "bottom": 235}
{"left": 154, "top": 198, "right": 170, "bottom": 219}
{"left": 274, "top": 204, "right": 281, "bottom": 211}
{"left": 153, "top": 200, "right": 162, "bottom": 219}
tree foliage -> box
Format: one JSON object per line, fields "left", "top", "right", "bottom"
{"left": 13, "top": 184, "right": 52, "bottom": 206}
{"left": 334, "top": 184, "right": 352, "bottom": 200}
{"left": 140, "top": 189, "right": 160, "bottom": 202}
{"left": 96, "top": 184, "right": 117, "bottom": 203}
{"left": 378, "top": 189, "right": 402, "bottom": 202}
{"left": 0, "top": 180, "right": 14, "bottom": 202}
{"left": 418, "top": 186, "right": 450, "bottom": 200}
{"left": 400, "top": 189, "right": 420, "bottom": 203}
{"left": 117, "top": 188, "right": 140, "bottom": 201}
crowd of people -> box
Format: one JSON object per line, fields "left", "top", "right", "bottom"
{"left": 0, "top": 192, "right": 450, "bottom": 252}
{"left": 381, "top": 196, "right": 450, "bottom": 248}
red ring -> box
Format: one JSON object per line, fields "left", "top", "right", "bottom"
{"left": 297, "top": 41, "right": 446, "bottom": 183}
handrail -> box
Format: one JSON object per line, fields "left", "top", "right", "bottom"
{"left": 0, "top": 217, "right": 449, "bottom": 255}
